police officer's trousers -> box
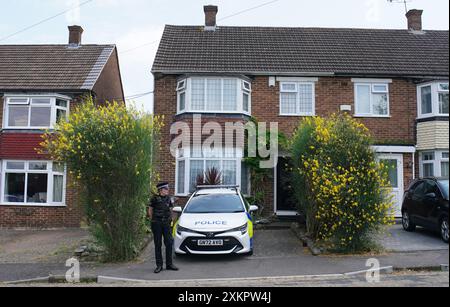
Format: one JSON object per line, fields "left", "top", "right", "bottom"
{"left": 151, "top": 220, "right": 173, "bottom": 267}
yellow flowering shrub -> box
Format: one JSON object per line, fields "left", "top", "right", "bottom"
{"left": 41, "top": 96, "right": 163, "bottom": 261}
{"left": 290, "top": 114, "right": 395, "bottom": 252}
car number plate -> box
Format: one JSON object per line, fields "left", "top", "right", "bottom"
{"left": 197, "top": 239, "right": 224, "bottom": 246}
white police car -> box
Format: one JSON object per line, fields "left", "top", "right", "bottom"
{"left": 173, "top": 186, "right": 258, "bottom": 255}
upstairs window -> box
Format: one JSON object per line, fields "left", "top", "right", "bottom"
{"left": 354, "top": 83, "right": 390, "bottom": 117}
{"left": 279, "top": 82, "right": 315, "bottom": 116}
{"left": 418, "top": 82, "right": 449, "bottom": 118}
{"left": 4, "top": 95, "right": 70, "bottom": 129}
{"left": 176, "top": 77, "right": 251, "bottom": 114}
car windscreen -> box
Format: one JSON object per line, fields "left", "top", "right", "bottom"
{"left": 185, "top": 194, "right": 245, "bottom": 214}
{"left": 438, "top": 180, "right": 449, "bottom": 200}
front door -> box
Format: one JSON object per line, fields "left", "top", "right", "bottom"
{"left": 275, "top": 157, "right": 298, "bottom": 215}
{"left": 378, "top": 154, "right": 404, "bottom": 218}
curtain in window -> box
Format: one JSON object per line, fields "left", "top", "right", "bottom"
{"left": 53, "top": 175, "right": 64, "bottom": 203}
{"left": 207, "top": 79, "right": 222, "bottom": 111}
{"left": 190, "top": 160, "right": 204, "bottom": 192}
{"left": 176, "top": 161, "right": 185, "bottom": 195}
{"left": 439, "top": 92, "right": 449, "bottom": 114}
{"left": 280, "top": 92, "right": 297, "bottom": 114}
{"left": 191, "top": 79, "right": 205, "bottom": 110}
{"left": 421, "top": 86, "right": 432, "bottom": 114}
{"left": 223, "top": 160, "right": 237, "bottom": 185}
{"left": 223, "top": 79, "right": 237, "bottom": 111}
{"left": 356, "top": 85, "right": 371, "bottom": 114}
{"left": 298, "top": 84, "right": 313, "bottom": 114}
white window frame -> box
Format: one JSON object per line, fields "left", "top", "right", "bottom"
{"left": 0, "top": 160, "right": 67, "bottom": 207}
{"left": 279, "top": 81, "right": 316, "bottom": 116}
{"left": 417, "top": 82, "right": 449, "bottom": 119}
{"left": 354, "top": 82, "right": 390, "bottom": 117}
{"left": 175, "top": 148, "right": 243, "bottom": 197}
{"left": 176, "top": 77, "right": 251, "bottom": 115}
{"left": 419, "top": 150, "right": 449, "bottom": 178}
{"left": 3, "top": 94, "right": 70, "bottom": 129}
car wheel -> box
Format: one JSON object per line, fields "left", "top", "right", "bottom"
{"left": 402, "top": 211, "right": 416, "bottom": 232}
{"left": 440, "top": 219, "right": 449, "bottom": 244}
{"left": 246, "top": 249, "right": 254, "bottom": 256}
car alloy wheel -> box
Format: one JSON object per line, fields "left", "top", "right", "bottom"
{"left": 441, "top": 220, "right": 449, "bottom": 243}
{"left": 402, "top": 212, "right": 410, "bottom": 229}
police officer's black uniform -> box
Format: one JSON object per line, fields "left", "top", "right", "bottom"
{"left": 149, "top": 183, "right": 178, "bottom": 273}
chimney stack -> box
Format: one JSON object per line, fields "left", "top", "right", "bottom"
{"left": 204, "top": 5, "right": 218, "bottom": 30}
{"left": 406, "top": 9, "right": 423, "bottom": 31}
{"left": 68, "top": 25, "right": 84, "bottom": 46}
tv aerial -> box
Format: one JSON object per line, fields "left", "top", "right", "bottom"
{"left": 388, "top": 0, "right": 412, "bottom": 13}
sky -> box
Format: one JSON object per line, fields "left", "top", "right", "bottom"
{"left": 0, "top": 0, "right": 448, "bottom": 113}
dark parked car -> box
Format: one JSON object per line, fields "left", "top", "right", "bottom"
{"left": 401, "top": 178, "right": 449, "bottom": 243}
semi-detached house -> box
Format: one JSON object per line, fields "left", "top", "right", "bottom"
{"left": 0, "top": 26, "right": 125, "bottom": 228}
{"left": 152, "top": 6, "right": 449, "bottom": 217}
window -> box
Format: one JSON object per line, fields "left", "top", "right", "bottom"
{"left": 242, "top": 81, "right": 251, "bottom": 113}
{"left": 420, "top": 150, "right": 449, "bottom": 178}
{"left": 421, "top": 152, "right": 435, "bottom": 177}
{"left": 442, "top": 152, "right": 449, "bottom": 178}
{"left": 177, "top": 80, "right": 187, "bottom": 112}
{"left": 4, "top": 95, "right": 70, "bottom": 129}
{"left": 1, "top": 161, "right": 66, "bottom": 206}
{"left": 184, "top": 194, "right": 245, "bottom": 214}
{"left": 418, "top": 82, "right": 449, "bottom": 118}
{"left": 175, "top": 148, "right": 246, "bottom": 195}
{"left": 280, "top": 82, "right": 315, "bottom": 116}
{"left": 354, "top": 83, "right": 389, "bottom": 116}
{"left": 176, "top": 78, "right": 251, "bottom": 114}
{"left": 438, "top": 83, "right": 449, "bottom": 115}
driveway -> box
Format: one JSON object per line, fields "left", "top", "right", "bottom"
{"left": 380, "top": 224, "right": 448, "bottom": 253}
{"left": 0, "top": 228, "right": 90, "bottom": 264}
{"left": 0, "top": 226, "right": 448, "bottom": 283}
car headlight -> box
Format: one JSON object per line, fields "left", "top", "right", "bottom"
{"left": 176, "top": 225, "right": 192, "bottom": 235}
{"left": 228, "top": 223, "right": 248, "bottom": 235}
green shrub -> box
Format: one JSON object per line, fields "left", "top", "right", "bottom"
{"left": 290, "top": 114, "right": 395, "bottom": 253}
{"left": 41, "top": 97, "right": 163, "bottom": 261}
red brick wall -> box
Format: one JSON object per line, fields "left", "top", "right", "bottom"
{"left": 154, "top": 75, "right": 418, "bottom": 214}
{"left": 252, "top": 76, "right": 416, "bottom": 143}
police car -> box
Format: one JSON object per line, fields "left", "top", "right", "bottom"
{"left": 173, "top": 186, "right": 258, "bottom": 255}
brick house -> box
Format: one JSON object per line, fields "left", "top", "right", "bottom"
{"left": 152, "top": 6, "right": 449, "bottom": 218}
{"left": 0, "top": 26, "right": 125, "bottom": 228}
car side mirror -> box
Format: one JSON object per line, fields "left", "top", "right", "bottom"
{"left": 249, "top": 205, "right": 259, "bottom": 213}
{"left": 172, "top": 207, "right": 183, "bottom": 214}
{"left": 425, "top": 193, "right": 437, "bottom": 199}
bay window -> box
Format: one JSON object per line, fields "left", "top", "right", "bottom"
{"left": 175, "top": 148, "right": 248, "bottom": 195}
{"left": 354, "top": 82, "right": 390, "bottom": 117}
{"left": 1, "top": 161, "right": 66, "bottom": 206}
{"left": 4, "top": 95, "right": 70, "bottom": 129}
{"left": 418, "top": 82, "right": 449, "bottom": 118}
{"left": 279, "top": 82, "right": 315, "bottom": 116}
{"left": 419, "top": 150, "right": 449, "bottom": 178}
{"left": 176, "top": 78, "right": 251, "bottom": 114}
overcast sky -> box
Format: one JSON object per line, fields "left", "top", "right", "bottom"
{"left": 1, "top": 0, "right": 448, "bottom": 112}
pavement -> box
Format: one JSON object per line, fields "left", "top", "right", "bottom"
{"left": 0, "top": 225, "right": 448, "bottom": 284}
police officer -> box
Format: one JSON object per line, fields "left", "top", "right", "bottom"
{"left": 148, "top": 182, "right": 179, "bottom": 274}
